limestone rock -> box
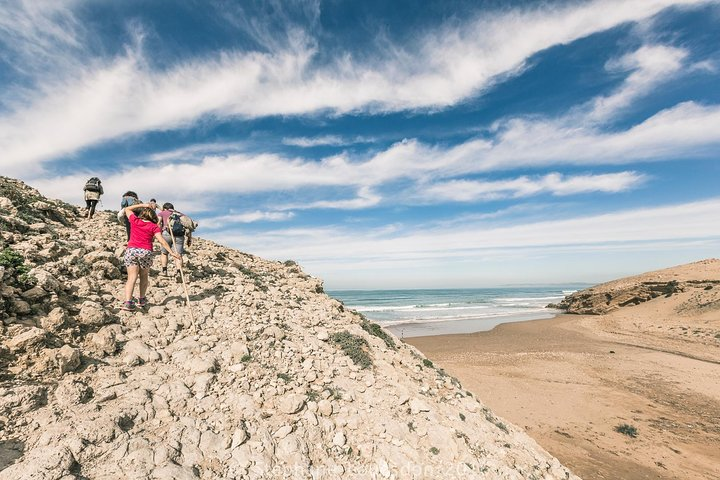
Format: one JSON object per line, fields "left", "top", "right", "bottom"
{"left": 280, "top": 394, "right": 305, "bottom": 415}
{"left": 30, "top": 268, "right": 61, "bottom": 292}
{"left": 122, "top": 340, "right": 160, "bottom": 364}
{"left": 88, "top": 325, "right": 118, "bottom": 355}
{"left": 20, "top": 285, "right": 48, "bottom": 301}
{"left": 231, "top": 427, "right": 249, "bottom": 448}
{"left": 317, "top": 400, "right": 333, "bottom": 417}
{"left": 10, "top": 299, "right": 31, "bottom": 315}
{"left": 332, "top": 431, "right": 346, "bottom": 447}
{"left": 42, "top": 307, "right": 68, "bottom": 331}
{"left": 0, "top": 446, "right": 76, "bottom": 480}
{"left": 264, "top": 325, "right": 285, "bottom": 341}
{"left": 55, "top": 380, "right": 93, "bottom": 407}
{"left": 409, "top": 398, "right": 431, "bottom": 414}
{"left": 0, "top": 385, "right": 47, "bottom": 416}
{"left": 78, "top": 300, "right": 108, "bottom": 325}
{"left": 56, "top": 345, "right": 81, "bottom": 373}
{"left": 5, "top": 327, "right": 46, "bottom": 352}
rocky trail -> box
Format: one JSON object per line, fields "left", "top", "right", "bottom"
{"left": 0, "top": 177, "right": 576, "bottom": 479}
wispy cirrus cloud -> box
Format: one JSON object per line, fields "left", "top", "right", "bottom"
{"left": 418, "top": 172, "right": 646, "bottom": 202}
{"left": 0, "top": 0, "right": 84, "bottom": 82}
{"left": 30, "top": 100, "right": 718, "bottom": 209}
{"left": 278, "top": 186, "right": 382, "bottom": 210}
{"left": 585, "top": 44, "right": 688, "bottom": 122}
{"left": 1, "top": 0, "right": 716, "bottom": 173}
{"left": 281, "top": 135, "right": 374, "bottom": 147}
{"left": 201, "top": 210, "right": 295, "bottom": 229}
{"left": 213, "top": 197, "right": 720, "bottom": 267}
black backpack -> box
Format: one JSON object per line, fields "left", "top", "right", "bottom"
{"left": 168, "top": 212, "right": 186, "bottom": 236}
{"left": 84, "top": 177, "right": 101, "bottom": 192}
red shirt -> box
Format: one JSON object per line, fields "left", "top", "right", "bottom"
{"left": 157, "top": 209, "right": 172, "bottom": 230}
{"left": 127, "top": 213, "right": 161, "bottom": 250}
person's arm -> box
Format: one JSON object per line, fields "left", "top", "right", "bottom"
{"left": 124, "top": 201, "right": 146, "bottom": 216}
{"left": 154, "top": 232, "right": 181, "bottom": 259}
{"left": 186, "top": 231, "right": 192, "bottom": 247}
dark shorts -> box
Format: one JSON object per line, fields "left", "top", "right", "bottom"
{"left": 123, "top": 248, "right": 154, "bottom": 269}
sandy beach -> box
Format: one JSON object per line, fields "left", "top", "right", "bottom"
{"left": 407, "top": 261, "right": 720, "bottom": 480}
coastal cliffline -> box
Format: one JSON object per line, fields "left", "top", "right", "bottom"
{"left": 549, "top": 260, "right": 720, "bottom": 315}
{"left": 0, "top": 177, "right": 577, "bottom": 479}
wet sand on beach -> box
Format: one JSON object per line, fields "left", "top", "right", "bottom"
{"left": 407, "top": 298, "right": 720, "bottom": 480}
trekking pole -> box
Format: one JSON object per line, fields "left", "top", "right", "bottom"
{"left": 169, "top": 230, "right": 196, "bottom": 332}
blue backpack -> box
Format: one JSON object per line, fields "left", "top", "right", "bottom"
{"left": 121, "top": 196, "right": 138, "bottom": 208}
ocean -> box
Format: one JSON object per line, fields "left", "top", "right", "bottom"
{"left": 328, "top": 287, "right": 579, "bottom": 338}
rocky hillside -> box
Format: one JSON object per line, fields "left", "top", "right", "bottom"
{"left": 0, "top": 176, "right": 576, "bottom": 479}
{"left": 550, "top": 259, "right": 720, "bottom": 315}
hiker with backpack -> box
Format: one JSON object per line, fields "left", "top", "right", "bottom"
{"left": 83, "top": 177, "right": 104, "bottom": 219}
{"left": 119, "top": 191, "right": 140, "bottom": 241}
{"left": 157, "top": 202, "right": 194, "bottom": 278}
{"left": 121, "top": 202, "right": 180, "bottom": 311}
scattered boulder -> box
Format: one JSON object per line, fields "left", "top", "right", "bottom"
{"left": 41, "top": 307, "right": 68, "bottom": 331}
{"left": 5, "top": 327, "right": 46, "bottom": 352}
{"left": 78, "top": 301, "right": 108, "bottom": 326}
{"left": 56, "top": 345, "right": 81, "bottom": 373}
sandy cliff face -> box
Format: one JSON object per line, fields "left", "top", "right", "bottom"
{"left": 551, "top": 260, "right": 720, "bottom": 315}
{"left": 0, "top": 177, "right": 576, "bottom": 479}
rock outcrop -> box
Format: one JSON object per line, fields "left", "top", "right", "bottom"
{"left": 0, "top": 177, "right": 577, "bottom": 479}
{"left": 549, "top": 259, "right": 720, "bottom": 315}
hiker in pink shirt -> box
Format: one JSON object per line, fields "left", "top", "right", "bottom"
{"left": 122, "top": 203, "right": 180, "bottom": 311}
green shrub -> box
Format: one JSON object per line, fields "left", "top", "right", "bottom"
{"left": 0, "top": 248, "right": 32, "bottom": 283}
{"left": 429, "top": 447, "right": 439, "bottom": 455}
{"left": 0, "top": 247, "right": 25, "bottom": 270}
{"left": 18, "top": 273, "right": 37, "bottom": 288}
{"left": 330, "top": 331, "right": 372, "bottom": 369}
{"left": 422, "top": 358, "right": 433, "bottom": 368}
{"left": 360, "top": 320, "right": 396, "bottom": 349}
{"left": 614, "top": 423, "right": 638, "bottom": 438}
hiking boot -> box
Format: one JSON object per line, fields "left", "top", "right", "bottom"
{"left": 121, "top": 300, "right": 136, "bottom": 311}
{"left": 137, "top": 297, "right": 148, "bottom": 308}
{"left": 161, "top": 267, "right": 168, "bottom": 277}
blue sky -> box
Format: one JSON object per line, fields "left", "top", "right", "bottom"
{"left": 1, "top": 0, "right": 720, "bottom": 289}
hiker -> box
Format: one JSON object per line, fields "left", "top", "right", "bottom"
{"left": 121, "top": 202, "right": 180, "bottom": 311}
{"left": 119, "top": 191, "right": 139, "bottom": 241}
{"left": 83, "top": 177, "right": 103, "bottom": 219}
{"left": 157, "top": 202, "right": 192, "bottom": 277}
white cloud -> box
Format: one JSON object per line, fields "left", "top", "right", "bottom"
{"left": 281, "top": 135, "right": 344, "bottom": 147}
{"left": 586, "top": 45, "right": 688, "bottom": 122}
{"left": 28, "top": 98, "right": 719, "bottom": 208}
{"left": 0, "top": 0, "right": 84, "bottom": 81}
{"left": 148, "top": 142, "right": 248, "bottom": 163}
{"left": 468, "top": 101, "right": 720, "bottom": 172}
{"left": 419, "top": 172, "right": 646, "bottom": 202}
{"left": 279, "top": 186, "right": 382, "bottom": 210}
{"left": 201, "top": 210, "right": 295, "bottom": 229}
{"left": 1, "top": 0, "right": 716, "bottom": 171}
{"left": 281, "top": 135, "right": 376, "bottom": 147}
{"left": 213, "top": 197, "right": 720, "bottom": 266}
